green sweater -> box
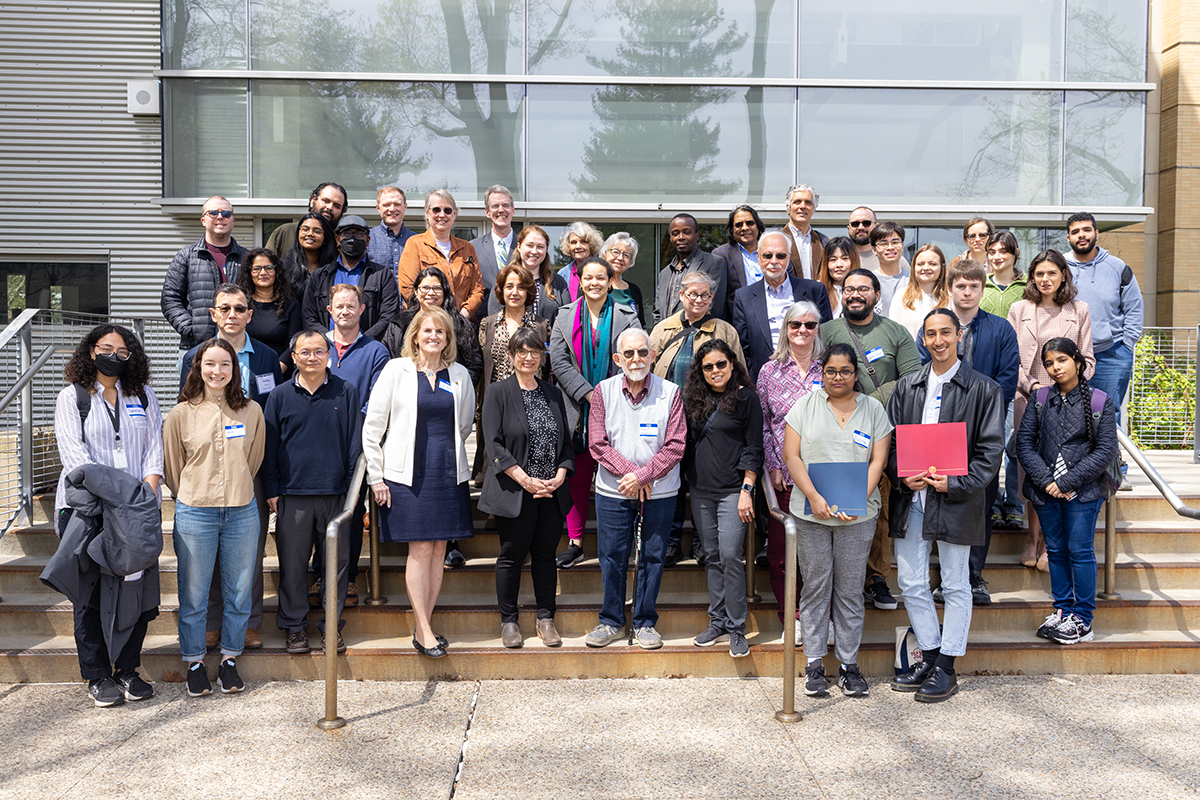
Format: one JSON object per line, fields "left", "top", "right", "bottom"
{"left": 820, "top": 315, "right": 923, "bottom": 404}
{"left": 980, "top": 272, "right": 1028, "bottom": 320}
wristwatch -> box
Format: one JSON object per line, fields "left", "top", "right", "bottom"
{"left": 741, "top": 482, "right": 754, "bottom": 493}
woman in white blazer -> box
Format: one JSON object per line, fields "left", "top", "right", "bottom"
{"left": 363, "top": 307, "right": 475, "bottom": 659}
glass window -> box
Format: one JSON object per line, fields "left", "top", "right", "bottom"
{"left": 1064, "top": 91, "right": 1144, "bottom": 207}
{"left": 527, "top": 84, "right": 795, "bottom": 203}
{"left": 249, "top": 80, "right": 526, "bottom": 202}
{"left": 797, "top": 88, "right": 1062, "bottom": 206}
{"left": 163, "top": 80, "right": 248, "bottom": 198}
{"left": 2, "top": 262, "right": 108, "bottom": 322}
{"left": 799, "top": 0, "right": 1064, "bottom": 81}
{"left": 1066, "top": 0, "right": 1147, "bottom": 82}
{"left": 163, "top": 0, "right": 248, "bottom": 69}
{"left": 528, "top": 0, "right": 794, "bottom": 78}
{"left": 248, "top": 0, "right": 522, "bottom": 74}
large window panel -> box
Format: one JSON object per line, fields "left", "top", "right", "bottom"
{"left": 528, "top": 0, "right": 794, "bottom": 79}
{"left": 799, "top": 0, "right": 1064, "bottom": 81}
{"left": 163, "top": 0, "right": 248, "bottom": 69}
{"left": 1066, "top": 0, "right": 1147, "bottom": 82}
{"left": 163, "top": 80, "right": 248, "bottom": 198}
{"left": 1063, "top": 91, "right": 1144, "bottom": 207}
{"left": 249, "top": 0, "right": 522, "bottom": 73}
{"left": 797, "top": 89, "right": 1062, "bottom": 205}
{"left": 250, "top": 80, "right": 525, "bottom": 202}
{"left": 527, "top": 84, "right": 794, "bottom": 203}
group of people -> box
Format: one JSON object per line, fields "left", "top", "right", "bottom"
{"left": 49, "top": 178, "right": 1139, "bottom": 707}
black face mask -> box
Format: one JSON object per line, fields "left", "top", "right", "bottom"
{"left": 338, "top": 235, "right": 367, "bottom": 260}
{"left": 94, "top": 353, "right": 128, "bottom": 377}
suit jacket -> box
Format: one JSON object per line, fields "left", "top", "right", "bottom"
{"left": 731, "top": 276, "right": 833, "bottom": 381}
{"left": 470, "top": 229, "right": 517, "bottom": 313}
{"left": 654, "top": 249, "right": 729, "bottom": 324}
{"left": 713, "top": 242, "right": 758, "bottom": 298}
{"left": 786, "top": 226, "right": 830, "bottom": 283}
{"left": 477, "top": 376, "right": 575, "bottom": 519}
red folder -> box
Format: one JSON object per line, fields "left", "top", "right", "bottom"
{"left": 895, "top": 422, "right": 968, "bottom": 477}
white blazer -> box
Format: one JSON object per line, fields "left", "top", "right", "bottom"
{"left": 362, "top": 358, "right": 475, "bottom": 487}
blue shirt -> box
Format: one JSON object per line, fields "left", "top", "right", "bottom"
{"left": 366, "top": 223, "right": 416, "bottom": 274}
{"left": 234, "top": 336, "right": 255, "bottom": 395}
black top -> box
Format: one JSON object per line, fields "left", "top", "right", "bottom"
{"left": 521, "top": 386, "right": 558, "bottom": 480}
{"left": 262, "top": 373, "right": 363, "bottom": 498}
{"left": 246, "top": 297, "right": 303, "bottom": 365}
{"left": 1015, "top": 382, "right": 1118, "bottom": 505}
{"left": 685, "top": 387, "right": 764, "bottom": 495}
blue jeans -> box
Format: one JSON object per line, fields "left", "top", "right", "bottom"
{"left": 174, "top": 500, "right": 260, "bottom": 661}
{"left": 894, "top": 502, "right": 973, "bottom": 657}
{"left": 595, "top": 493, "right": 673, "bottom": 630}
{"left": 992, "top": 401, "right": 1022, "bottom": 516}
{"left": 1091, "top": 342, "right": 1133, "bottom": 427}
{"left": 1035, "top": 497, "right": 1103, "bottom": 625}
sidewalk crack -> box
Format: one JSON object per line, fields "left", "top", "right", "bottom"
{"left": 446, "top": 679, "right": 481, "bottom": 800}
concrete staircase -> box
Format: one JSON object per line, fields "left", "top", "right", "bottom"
{"left": 3, "top": 479, "right": 1200, "bottom": 683}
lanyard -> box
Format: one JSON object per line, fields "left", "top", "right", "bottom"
{"left": 102, "top": 396, "right": 121, "bottom": 444}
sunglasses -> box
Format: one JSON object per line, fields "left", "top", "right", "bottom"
{"left": 701, "top": 359, "right": 730, "bottom": 372}
{"left": 204, "top": 209, "right": 233, "bottom": 219}
{"left": 732, "top": 220, "right": 758, "bottom": 229}
{"left": 620, "top": 348, "right": 650, "bottom": 359}
{"left": 848, "top": 220, "right": 872, "bottom": 228}
{"left": 429, "top": 206, "right": 455, "bottom": 215}
{"left": 787, "top": 320, "right": 819, "bottom": 331}
{"left": 215, "top": 305, "right": 249, "bottom": 315}
{"left": 759, "top": 252, "right": 789, "bottom": 261}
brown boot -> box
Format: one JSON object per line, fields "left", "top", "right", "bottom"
{"left": 205, "top": 630, "right": 220, "bottom": 650}
{"left": 244, "top": 628, "right": 263, "bottom": 649}
{"left": 536, "top": 618, "right": 562, "bottom": 648}
{"left": 501, "top": 622, "right": 523, "bottom": 649}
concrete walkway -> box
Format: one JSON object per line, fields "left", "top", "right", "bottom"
{"left": 2, "top": 675, "right": 1198, "bottom": 800}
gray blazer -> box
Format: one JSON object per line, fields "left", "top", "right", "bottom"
{"left": 549, "top": 298, "right": 642, "bottom": 434}
{"left": 470, "top": 230, "right": 516, "bottom": 310}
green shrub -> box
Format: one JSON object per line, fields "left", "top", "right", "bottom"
{"left": 1128, "top": 332, "right": 1195, "bottom": 449}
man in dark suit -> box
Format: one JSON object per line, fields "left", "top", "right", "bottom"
{"left": 712, "top": 204, "right": 767, "bottom": 300}
{"left": 783, "top": 183, "right": 829, "bottom": 282}
{"left": 469, "top": 184, "right": 517, "bottom": 320}
{"left": 731, "top": 231, "right": 832, "bottom": 381}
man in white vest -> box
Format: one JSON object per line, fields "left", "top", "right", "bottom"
{"left": 584, "top": 328, "right": 687, "bottom": 650}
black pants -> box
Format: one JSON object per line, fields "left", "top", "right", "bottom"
{"left": 207, "top": 474, "right": 270, "bottom": 633}
{"left": 313, "top": 484, "right": 366, "bottom": 584}
{"left": 495, "top": 497, "right": 563, "bottom": 623}
{"left": 968, "top": 473, "right": 1002, "bottom": 576}
{"left": 276, "top": 494, "right": 348, "bottom": 633}
{"left": 74, "top": 581, "right": 156, "bottom": 681}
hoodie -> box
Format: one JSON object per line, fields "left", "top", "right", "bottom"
{"left": 1065, "top": 247, "right": 1143, "bottom": 352}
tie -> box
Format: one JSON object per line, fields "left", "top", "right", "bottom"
{"left": 497, "top": 237, "right": 509, "bottom": 264}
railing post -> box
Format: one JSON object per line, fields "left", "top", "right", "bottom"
{"left": 364, "top": 495, "right": 387, "bottom": 606}
{"left": 762, "top": 477, "right": 800, "bottom": 724}
{"left": 17, "top": 325, "right": 32, "bottom": 526}
{"left": 1098, "top": 499, "right": 1120, "bottom": 600}
{"left": 133, "top": 318, "right": 146, "bottom": 346}
{"left": 1193, "top": 324, "right": 1199, "bottom": 464}
{"left": 744, "top": 519, "right": 760, "bottom": 605}
{"left": 317, "top": 511, "right": 345, "bottom": 731}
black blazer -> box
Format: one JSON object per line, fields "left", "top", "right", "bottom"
{"left": 477, "top": 376, "right": 575, "bottom": 519}
{"left": 731, "top": 276, "right": 833, "bottom": 381}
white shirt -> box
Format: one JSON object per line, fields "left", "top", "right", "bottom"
{"left": 787, "top": 224, "right": 813, "bottom": 280}
{"left": 765, "top": 279, "right": 795, "bottom": 348}
{"left": 918, "top": 359, "right": 960, "bottom": 508}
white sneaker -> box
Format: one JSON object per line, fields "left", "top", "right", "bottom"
{"left": 780, "top": 618, "right": 803, "bottom": 646}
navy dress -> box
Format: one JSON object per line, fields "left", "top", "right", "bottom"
{"left": 380, "top": 368, "right": 475, "bottom": 543}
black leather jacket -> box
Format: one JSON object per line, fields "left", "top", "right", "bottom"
{"left": 885, "top": 362, "right": 1004, "bottom": 546}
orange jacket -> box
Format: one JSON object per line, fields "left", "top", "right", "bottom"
{"left": 396, "top": 230, "right": 485, "bottom": 318}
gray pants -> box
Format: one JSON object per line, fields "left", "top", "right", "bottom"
{"left": 691, "top": 490, "right": 747, "bottom": 634}
{"left": 276, "top": 494, "right": 348, "bottom": 634}
{"left": 206, "top": 474, "right": 270, "bottom": 633}
{"left": 795, "top": 516, "right": 875, "bottom": 664}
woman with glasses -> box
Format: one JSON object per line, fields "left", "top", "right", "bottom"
{"left": 890, "top": 244, "right": 950, "bottom": 339}
{"left": 281, "top": 212, "right": 336, "bottom": 297}
{"left": 683, "top": 339, "right": 762, "bottom": 659}
{"left": 397, "top": 189, "right": 485, "bottom": 320}
{"left": 385, "top": 266, "right": 482, "bottom": 385}
{"left": 164, "top": 337, "right": 265, "bottom": 698}
{"left": 949, "top": 217, "right": 994, "bottom": 269}
{"left": 53, "top": 325, "right": 163, "bottom": 707}
{"left": 479, "top": 327, "right": 574, "bottom": 648}
{"left": 555, "top": 221, "right": 606, "bottom": 304}
{"left": 601, "top": 231, "right": 646, "bottom": 326}
{"left": 237, "top": 248, "right": 302, "bottom": 376}
{"left": 783, "top": 342, "right": 892, "bottom": 698}
{"left": 756, "top": 300, "right": 825, "bottom": 643}
{"left": 817, "top": 237, "right": 860, "bottom": 319}
{"left": 485, "top": 225, "right": 569, "bottom": 324}
{"left": 549, "top": 256, "right": 642, "bottom": 569}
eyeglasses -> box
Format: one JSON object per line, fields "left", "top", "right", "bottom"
{"left": 95, "top": 347, "right": 130, "bottom": 360}
{"left": 732, "top": 220, "right": 758, "bottom": 229}
{"left": 515, "top": 350, "right": 541, "bottom": 360}
{"left": 966, "top": 232, "right": 990, "bottom": 240}
{"left": 842, "top": 286, "right": 874, "bottom": 296}
{"left": 337, "top": 230, "right": 368, "bottom": 240}
{"left": 787, "top": 320, "right": 819, "bottom": 331}
{"left": 620, "top": 348, "right": 650, "bottom": 359}
{"left": 215, "top": 304, "right": 249, "bottom": 315}
{"left": 250, "top": 265, "right": 276, "bottom": 273}
{"left": 294, "top": 349, "right": 328, "bottom": 359}
{"left": 701, "top": 359, "right": 730, "bottom": 372}
{"left": 204, "top": 209, "right": 233, "bottom": 219}
{"left": 607, "top": 250, "right": 633, "bottom": 261}
{"left": 875, "top": 238, "right": 903, "bottom": 248}
{"left": 416, "top": 286, "right": 443, "bottom": 295}
{"left": 428, "top": 206, "right": 455, "bottom": 215}
{"left": 683, "top": 292, "right": 711, "bottom": 302}
{"left": 823, "top": 367, "right": 855, "bottom": 379}
{"left": 759, "top": 252, "right": 789, "bottom": 261}
{"left": 848, "top": 220, "right": 872, "bottom": 228}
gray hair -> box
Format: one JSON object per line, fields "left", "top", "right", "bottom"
{"left": 680, "top": 270, "right": 714, "bottom": 291}
{"left": 483, "top": 185, "right": 513, "bottom": 207}
{"left": 769, "top": 301, "right": 825, "bottom": 364}
{"left": 758, "top": 229, "right": 791, "bottom": 252}
{"left": 559, "top": 221, "right": 605, "bottom": 259}
{"left": 600, "top": 232, "right": 639, "bottom": 266}
{"left": 424, "top": 188, "right": 456, "bottom": 211}
{"left": 616, "top": 327, "right": 651, "bottom": 352}
{"left": 785, "top": 183, "right": 820, "bottom": 209}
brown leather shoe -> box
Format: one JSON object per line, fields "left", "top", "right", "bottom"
{"left": 205, "top": 630, "right": 220, "bottom": 650}
{"left": 345, "top": 581, "right": 359, "bottom": 607}
{"left": 536, "top": 618, "right": 562, "bottom": 648}
{"left": 501, "top": 622, "right": 523, "bottom": 649}
{"left": 244, "top": 628, "right": 263, "bottom": 649}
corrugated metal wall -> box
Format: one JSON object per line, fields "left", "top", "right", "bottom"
{"left": 0, "top": 0, "right": 215, "bottom": 319}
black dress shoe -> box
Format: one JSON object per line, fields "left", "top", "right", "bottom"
{"left": 914, "top": 665, "right": 960, "bottom": 703}
{"left": 444, "top": 545, "right": 465, "bottom": 568}
{"left": 890, "top": 659, "right": 936, "bottom": 692}
{"left": 412, "top": 637, "right": 448, "bottom": 659}
{"left": 435, "top": 633, "right": 449, "bottom": 649}
{"left": 664, "top": 541, "right": 682, "bottom": 568}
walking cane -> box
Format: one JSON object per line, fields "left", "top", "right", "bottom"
{"left": 628, "top": 496, "right": 644, "bottom": 645}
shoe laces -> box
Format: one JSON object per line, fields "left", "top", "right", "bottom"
{"left": 971, "top": 574, "right": 988, "bottom": 589}
{"left": 1056, "top": 615, "right": 1080, "bottom": 635}
{"left": 1041, "top": 610, "right": 1064, "bottom": 627}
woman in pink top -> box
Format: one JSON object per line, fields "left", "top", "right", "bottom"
{"left": 1007, "top": 249, "right": 1095, "bottom": 570}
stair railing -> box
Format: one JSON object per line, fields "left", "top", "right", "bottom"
{"left": 760, "top": 475, "right": 800, "bottom": 723}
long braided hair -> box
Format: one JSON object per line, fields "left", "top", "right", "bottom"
{"left": 1040, "top": 337, "right": 1096, "bottom": 445}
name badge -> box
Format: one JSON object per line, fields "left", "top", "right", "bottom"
{"left": 864, "top": 346, "right": 885, "bottom": 363}
{"left": 438, "top": 379, "right": 454, "bottom": 394}
{"left": 112, "top": 446, "right": 128, "bottom": 470}
{"left": 639, "top": 422, "right": 659, "bottom": 438}
{"left": 125, "top": 403, "right": 147, "bottom": 419}
{"left": 853, "top": 429, "right": 871, "bottom": 449}
{"left": 225, "top": 423, "right": 246, "bottom": 439}
{"left": 255, "top": 374, "right": 276, "bottom": 394}
{"left": 124, "top": 569, "right": 144, "bottom": 582}
{"left": 811, "top": 377, "right": 822, "bottom": 387}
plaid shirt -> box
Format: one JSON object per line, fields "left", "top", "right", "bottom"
{"left": 757, "top": 357, "right": 823, "bottom": 486}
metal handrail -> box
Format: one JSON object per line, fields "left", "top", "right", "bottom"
{"left": 0, "top": 345, "right": 63, "bottom": 415}
{"left": 0, "top": 308, "right": 40, "bottom": 352}
{"left": 317, "top": 453, "right": 368, "bottom": 731}
{"left": 761, "top": 476, "right": 800, "bottom": 724}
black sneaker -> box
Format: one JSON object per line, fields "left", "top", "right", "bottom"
{"left": 693, "top": 542, "right": 708, "bottom": 568}
{"left": 804, "top": 661, "right": 829, "bottom": 697}
{"left": 693, "top": 623, "right": 725, "bottom": 647}
{"left": 864, "top": 577, "right": 898, "bottom": 610}
{"left": 88, "top": 677, "right": 125, "bottom": 707}
{"left": 1037, "top": 609, "right": 1065, "bottom": 640}
{"left": 728, "top": 631, "right": 750, "bottom": 658}
{"left": 931, "top": 585, "right": 944, "bottom": 604}
{"left": 555, "top": 542, "right": 585, "bottom": 569}
{"left": 664, "top": 541, "right": 682, "bottom": 568}
{"left": 970, "top": 573, "right": 992, "bottom": 606}
{"left": 217, "top": 659, "right": 244, "bottom": 693}
{"left": 755, "top": 543, "right": 769, "bottom": 569}
{"left": 443, "top": 544, "right": 465, "bottom": 568}
{"left": 186, "top": 662, "right": 212, "bottom": 698}
{"left": 114, "top": 669, "right": 153, "bottom": 701}
{"left": 838, "top": 665, "right": 870, "bottom": 697}
{"left": 1048, "top": 613, "right": 1094, "bottom": 645}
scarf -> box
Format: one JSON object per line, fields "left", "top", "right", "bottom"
{"left": 572, "top": 296, "right": 614, "bottom": 445}
{"left": 566, "top": 261, "right": 582, "bottom": 303}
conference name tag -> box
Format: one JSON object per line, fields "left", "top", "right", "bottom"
{"left": 864, "top": 346, "right": 885, "bottom": 363}
{"left": 225, "top": 423, "right": 246, "bottom": 439}
{"left": 112, "top": 446, "right": 128, "bottom": 470}
{"left": 438, "top": 379, "right": 454, "bottom": 394}
{"left": 853, "top": 429, "right": 871, "bottom": 449}
{"left": 639, "top": 422, "right": 659, "bottom": 438}
{"left": 255, "top": 374, "right": 276, "bottom": 394}
{"left": 125, "top": 403, "right": 147, "bottom": 419}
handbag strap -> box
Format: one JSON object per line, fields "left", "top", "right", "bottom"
{"left": 842, "top": 318, "right": 881, "bottom": 392}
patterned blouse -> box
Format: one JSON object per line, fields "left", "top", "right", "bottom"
{"left": 521, "top": 386, "right": 557, "bottom": 480}
{"left": 482, "top": 308, "right": 537, "bottom": 384}
{"left": 757, "top": 356, "right": 824, "bottom": 487}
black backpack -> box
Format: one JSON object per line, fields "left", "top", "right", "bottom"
{"left": 74, "top": 383, "right": 148, "bottom": 440}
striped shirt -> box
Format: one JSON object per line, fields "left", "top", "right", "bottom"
{"left": 757, "top": 357, "right": 823, "bottom": 485}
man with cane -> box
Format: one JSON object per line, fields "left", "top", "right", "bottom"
{"left": 584, "top": 329, "right": 687, "bottom": 649}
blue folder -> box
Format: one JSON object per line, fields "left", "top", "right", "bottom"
{"left": 803, "top": 461, "right": 870, "bottom": 517}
